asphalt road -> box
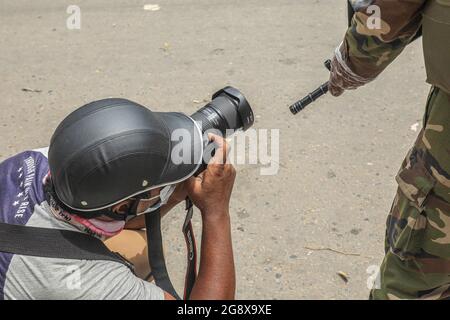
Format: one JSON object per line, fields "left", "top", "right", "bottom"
{"left": 0, "top": 0, "right": 429, "bottom": 299}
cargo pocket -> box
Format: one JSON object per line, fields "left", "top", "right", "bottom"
{"left": 387, "top": 148, "right": 437, "bottom": 260}
{"left": 395, "top": 148, "right": 437, "bottom": 209}
{"left": 422, "top": 193, "right": 450, "bottom": 259}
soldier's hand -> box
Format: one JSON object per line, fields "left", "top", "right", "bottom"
{"left": 328, "top": 54, "right": 346, "bottom": 97}
{"left": 328, "top": 44, "right": 374, "bottom": 97}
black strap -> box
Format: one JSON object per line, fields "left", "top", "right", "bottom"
{"left": 145, "top": 198, "right": 197, "bottom": 300}
{"left": 182, "top": 199, "right": 197, "bottom": 299}
{"left": 145, "top": 208, "right": 179, "bottom": 299}
{"left": 0, "top": 222, "right": 133, "bottom": 270}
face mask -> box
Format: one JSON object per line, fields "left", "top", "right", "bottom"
{"left": 134, "top": 184, "right": 176, "bottom": 216}
{"left": 48, "top": 201, "right": 126, "bottom": 239}
{"left": 46, "top": 171, "right": 176, "bottom": 238}
{"left": 72, "top": 215, "right": 126, "bottom": 238}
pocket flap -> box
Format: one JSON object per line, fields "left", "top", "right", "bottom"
{"left": 395, "top": 148, "right": 437, "bottom": 208}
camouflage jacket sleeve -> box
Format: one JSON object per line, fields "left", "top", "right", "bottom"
{"left": 341, "top": 0, "right": 426, "bottom": 80}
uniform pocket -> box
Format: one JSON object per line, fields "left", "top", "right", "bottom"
{"left": 386, "top": 190, "right": 428, "bottom": 260}
{"left": 422, "top": 193, "right": 450, "bottom": 259}
{"left": 395, "top": 148, "right": 437, "bottom": 209}
{"left": 386, "top": 148, "right": 437, "bottom": 260}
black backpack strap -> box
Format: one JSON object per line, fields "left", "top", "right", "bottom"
{"left": 145, "top": 198, "right": 197, "bottom": 300}
{"left": 0, "top": 222, "right": 133, "bottom": 271}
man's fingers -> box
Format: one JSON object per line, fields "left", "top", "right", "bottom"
{"left": 208, "top": 133, "right": 225, "bottom": 148}
{"left": 328, "top": 83, "right": 344, "bottom": 97}
{"left": 208, "top": 133, "right": 229, "bottom": 165}
{"left": 185, "top": 176, "right": 202, "bottom": 196}
{"left": 196, "top": 171, "right": 205, "bottom": 181}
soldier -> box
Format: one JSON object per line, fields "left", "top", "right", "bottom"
{"left": 328, "top": 0, "right": 450, "bottom": 299}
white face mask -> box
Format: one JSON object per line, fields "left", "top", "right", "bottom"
{"left": 135, "top": 184, "right": 176, "bottom": 216}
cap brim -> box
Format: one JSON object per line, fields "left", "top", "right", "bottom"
{"left": 155, "top": 112, "right": 204, "bottom": 186}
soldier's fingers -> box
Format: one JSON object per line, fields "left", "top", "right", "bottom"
{"left": 328, "top": 83, "right": 344, "bottom": 97}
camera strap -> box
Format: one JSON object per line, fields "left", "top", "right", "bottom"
{"left": 145, "top": 198, "right": 197, "bottom": 300}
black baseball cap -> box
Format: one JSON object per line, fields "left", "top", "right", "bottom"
{"left": 48, "top": 98, "right": 203, "bottom": 211}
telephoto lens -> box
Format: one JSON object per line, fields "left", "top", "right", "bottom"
{"left": 191, "top": 86, "right": 254, "bottom": 136}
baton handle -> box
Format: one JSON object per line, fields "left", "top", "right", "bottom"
{"left": 289, "top": 59, "right": 331, "bottom": 115}
{"left": 289, "top": 82, "right": 329, "bottom": 115}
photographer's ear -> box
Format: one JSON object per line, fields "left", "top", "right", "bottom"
{"left": 111, "top": 200, "right": 132, "bottom": 215}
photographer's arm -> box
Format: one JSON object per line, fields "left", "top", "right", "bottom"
{"left": 189, "top": 208, "right": 234, "bottom": 300}
{"left": 185, "top": 134, "right": 236, "bottom": 300}
{"left": 125, "top": 134, "right": 236, "bottom": 300}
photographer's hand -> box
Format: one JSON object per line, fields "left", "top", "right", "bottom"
{"left": 185, "top": 133, "right": 236, "bottom": 300}
{"left": 187, "top": 133, "right": 236, "bottom": 218}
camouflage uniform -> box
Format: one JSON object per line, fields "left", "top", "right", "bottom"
{"left": 331, "top": 0, "right": 450, "bottom": 299}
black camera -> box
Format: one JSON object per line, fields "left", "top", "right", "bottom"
{"left": 190, "top": 86, "right": 254, "bottom": 174}
{"left": 191, "top": 86, "right": 254, "bottom": 137}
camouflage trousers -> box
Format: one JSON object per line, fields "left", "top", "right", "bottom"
{"left": 370, "top": 87, "right": 450, "bottom": 300}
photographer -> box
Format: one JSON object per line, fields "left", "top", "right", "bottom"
{"left": 0, "top": 98, "right": 236, "bottom": 300}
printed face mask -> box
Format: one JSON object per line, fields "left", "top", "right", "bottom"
{"left": 48, "top": 202, "right": 126, "bottom": 239}
{"left": 45, "top": 170, "right": 177, "bottom": 238}
{"left": 72, "top": 215, "right": 126, "bottom": 238}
